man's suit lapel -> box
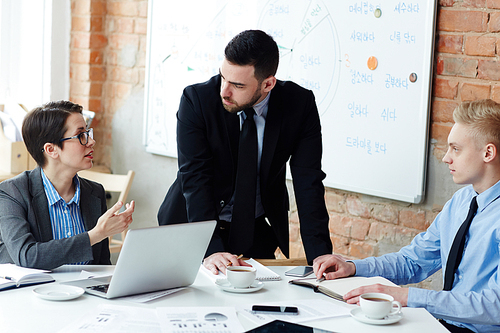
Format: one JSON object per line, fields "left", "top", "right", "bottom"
{"left": 261, "top": 87, "right": 283, "bottom": 186}
{"left": 29, "top": 168, "right": 53, "bottom": 242}
{"left": 224, "top": 109, "right": 240, "bottom": 173}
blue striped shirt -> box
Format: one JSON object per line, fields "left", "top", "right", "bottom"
{"left": 41, "top": 169, "right": 88, "bottom": 265}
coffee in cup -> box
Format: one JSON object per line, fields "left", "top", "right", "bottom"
{"left": 359, "top": 293, "right": 402, "bottom": 319}
{"left": 226, "top": 266, "right": 256, "bottom": 288}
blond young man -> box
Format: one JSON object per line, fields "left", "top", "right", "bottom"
{"left": 314, "top": 99, "right": 500, "bottom": 332}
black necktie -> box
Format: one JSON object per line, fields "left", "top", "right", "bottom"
{"left": 230, "top": 108, "right": 257, "bottom": 254}
{"left": 443, "top": 196, "right": 478, "bottom": 291}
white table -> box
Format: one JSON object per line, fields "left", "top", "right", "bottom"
{"left": 0, "top": 265, "right": 449, "bottom": 332}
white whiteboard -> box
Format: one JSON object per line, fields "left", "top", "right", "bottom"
{"left": 144, "top": 0, "right": 437, "bottom": 203}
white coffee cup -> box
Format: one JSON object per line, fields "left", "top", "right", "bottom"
{"left": 359, "top": 293, "right": 402, "bottom": 319}
{"left": 226, "top": 266, "right": 256, "bottom": 288}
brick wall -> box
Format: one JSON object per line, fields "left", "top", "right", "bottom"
{"left": 69, "top": 1, "right": 500, "bottom": 265}
{"left": 70, "top": 0, "right": 148, "bottom": 166}
{"left": 288, "top": 0, "right": 500, "bottom": 260}
{"left": 70, "top": 1, "right": 107, "bottom": 119}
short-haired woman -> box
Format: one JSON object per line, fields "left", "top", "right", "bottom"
{"left": 0, "top": 100, "right": 134, "bottom": 269}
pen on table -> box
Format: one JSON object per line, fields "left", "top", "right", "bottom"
{"left": 0, "top": 276, "right": 13, "bottom": 281}
{"left": 227, "top": 254, "right": 243, "bottom": 267}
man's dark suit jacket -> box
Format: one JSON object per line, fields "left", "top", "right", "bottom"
{"left": 158, "top": 74, "right": 332, "bottom": 264}
{"left": 0, "top": 167, "right": 110, "bottom": 270}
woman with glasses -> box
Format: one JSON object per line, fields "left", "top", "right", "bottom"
{"left": 0, "top": 100, "right": 134, "bottom": 270}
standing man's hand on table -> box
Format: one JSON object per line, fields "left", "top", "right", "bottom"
{"left": 203, "top": 252, "right": 250, "bottom": 274}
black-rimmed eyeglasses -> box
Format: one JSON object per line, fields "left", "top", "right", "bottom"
{"left": 59, "top": 128, "right": 94, "bottom": 145}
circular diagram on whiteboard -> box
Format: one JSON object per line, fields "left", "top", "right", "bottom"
{"left": 258, "top": 0, "right": 341, "bottom": 116}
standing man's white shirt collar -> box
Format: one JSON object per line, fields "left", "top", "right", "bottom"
{"left": 237, "top": 91, "right": 271, "bottom": 121}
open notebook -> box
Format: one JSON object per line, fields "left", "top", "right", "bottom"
{"left": 0, "top": 264, "right": 54, "bottom": 291}
{"left": 200, "top": 258, "right": 281, "bottom": 281}
{"left": 289, "top": 276, "right": 398, "bottom": 302}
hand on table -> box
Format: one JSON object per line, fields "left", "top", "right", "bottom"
{"left": 344, "top": 284, "right": 409, "bottom": 306}
{"left": 313, "top": 254, "right": 409, "bottom": 306}
{"left": 203, "top": 252, "right": 250, "bottom": 275}
{"left": 313, "top": 254, "right": 356, "bottom": 280}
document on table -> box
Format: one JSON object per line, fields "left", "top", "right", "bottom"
{"left": 59, "top": 305, "right": 244, "bottom": 333}
{"left": 237, "top": 299, "right": 352, "bottom": 326}
{"left": 58, "top": 304, "right": 161, "bottom": 333}
{"left": 157, "top": 306, "right": 245, "bottom": 333}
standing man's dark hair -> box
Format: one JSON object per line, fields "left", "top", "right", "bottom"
{"left": 224, "top": 30, "right": 279, "bottom": 82}
{"left": 22, "top": 100, "right": 83, "bottom": 167}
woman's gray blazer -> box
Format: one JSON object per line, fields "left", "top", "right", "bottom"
{"left": 0, "top": 167, "right": 110, "bottom": 269}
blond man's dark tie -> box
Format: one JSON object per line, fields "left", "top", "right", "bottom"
{"left": 443, "top": 196, "right": 478, "bottom": 291}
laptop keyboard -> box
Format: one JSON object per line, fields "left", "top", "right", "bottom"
{"left": 88, "top": 284, "right": 109, "bottom": 294}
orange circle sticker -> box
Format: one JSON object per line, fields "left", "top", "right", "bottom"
{"left": 367, "top": 56, "right": 378, "bottom": 70}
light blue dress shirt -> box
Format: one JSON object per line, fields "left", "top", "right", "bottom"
{"left": 41, "top": 170, "right": 88, "bottom": 265}
{"left": 353, "top": 180, "right": 500, "bottom": 332}
{"left": 219, "top": 92, "right": 270, "bottom": 222}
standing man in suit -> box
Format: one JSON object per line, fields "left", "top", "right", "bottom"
{"left": 158, "top": 30, "right": 332, "bottom": 273}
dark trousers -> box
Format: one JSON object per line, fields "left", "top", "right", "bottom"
{"left": 439, "top": 319, "right": 474, "bottom": 333}
{"left": 216, "top": 215, "right": 279, "bottom": 259}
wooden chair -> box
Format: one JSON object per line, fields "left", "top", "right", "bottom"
{"left": 77, "top": 169, "right": 135, "bottom": 253}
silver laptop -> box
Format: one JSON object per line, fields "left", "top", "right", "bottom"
{"left": 63, "top": 221, "right": 216, "bottom": 298}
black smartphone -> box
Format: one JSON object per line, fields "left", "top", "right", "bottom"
{"left": 284, "top": 266, "right": 314, "bottom": 277}
{"left": 246, "top": 320, "right": 335, "bottom": 333}
{"left": 251, "top": 305, "right": 299, "bottom": 315}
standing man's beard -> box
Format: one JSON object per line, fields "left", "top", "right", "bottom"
{"left": 221, "top": 89, "right": 262, "bottom": 113}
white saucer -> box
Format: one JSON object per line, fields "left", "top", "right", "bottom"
{"left": 33, "top": 285, "right": 84, "bottom": 301}
{"left": 350, "top": 307, "right": 403, "bottom": 325}
{"left": 215, "top": 279, "right": 264, "bottom": 293}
